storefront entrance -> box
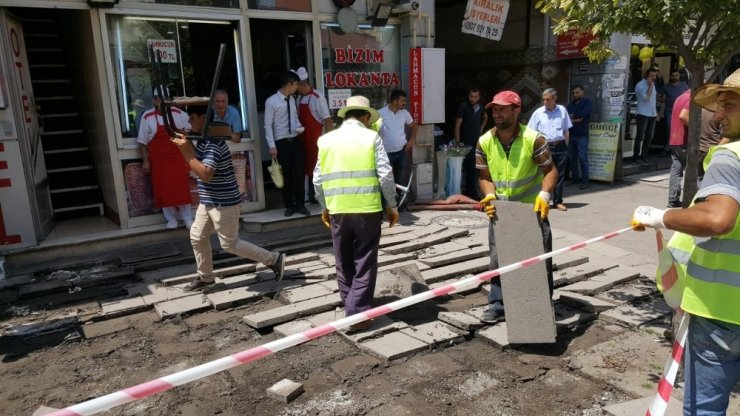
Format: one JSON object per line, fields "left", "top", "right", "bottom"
{"left": 249, "top": 18, "right": 313, "bottom": 209}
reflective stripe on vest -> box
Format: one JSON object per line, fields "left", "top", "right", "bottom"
{"left": 673, "top": 140, "right": 740, "bottom": 325}
{"left": 318, "top": 123, "right": 382, "bottom": 214}
{"left": 478, "top": 124, "right": 543, "bottom": 203}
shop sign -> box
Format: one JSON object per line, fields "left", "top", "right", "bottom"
{"left": 587, "top": 122, "right": 620, "bottom": 183}
{"left": 324, "top": 46, "right": 400, "bottom": 88}
{"left": 556, "top": 28, "right": 595, "bottom": 60}
{"left": 409, "top": 47, "right": 422, "bottom": 123}
{"left": 327, "top": 89, "right": 351, "bottom": 110}
{"left": 147, "top": 39, "right": 177, "bottom": 63}
{"left": 461, "top": 0, "right": 510, "bottom": 41}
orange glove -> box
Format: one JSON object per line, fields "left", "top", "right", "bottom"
{"left": 321, "top": 210, "right": 331, "bottom": 229}
{"left": 534, "top": 191, "right": 550, "bottom": 220}
{"left": 479, "top": 194, "right": 496, "bottom": 219}
{"left": 386, "top": 207, "right": 399, "bottom": 228}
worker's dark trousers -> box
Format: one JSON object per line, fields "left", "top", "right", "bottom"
{"left": 330, "top": 212, "right": 383, "bottom": 316}
{"left": 487, "top": 214, "right": 553, "bottom": 313}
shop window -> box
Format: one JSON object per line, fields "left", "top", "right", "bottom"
{"left": 106, "top": 16, "right": 246, "bottom": 143}
{"left": 120, "top": 0, "right": 239, "bottom": 8}
{"left": 247, "top": 0, "right": 311, "bottom": 12}
{"left": 320, "top": 24, "right": 400, "bottom": 112}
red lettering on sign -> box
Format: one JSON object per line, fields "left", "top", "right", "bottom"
{"left": 0, "top": 161, "right": 8, "bottom": 170}
{"left": 9, "top": 28, "right": 20, "bottom": 57}
{"left": 409, "top": 48, "right": 423, "bottom": 123}
{"left": 0, "top": 203, "right": 22, "bottom": 245}
{"left": 22, "top": 95, "right": 32, "bottom": 123}
{"left": 335, "top": 48, "right": 347, "bottom": 64}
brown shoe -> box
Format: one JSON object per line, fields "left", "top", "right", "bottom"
{"left": 348, "top": 320, "right": 373, "bottom": 332}
{"left": 556, "top": 203, "right": 568, "bottom": 211}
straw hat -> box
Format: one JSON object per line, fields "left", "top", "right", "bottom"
{"left": 337, "top": 95, "right": 379, "bottom": 125}
{"left": 694, "top": 68, "right": 740, "bottom": 111}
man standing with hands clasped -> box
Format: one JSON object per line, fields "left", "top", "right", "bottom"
{"left": 631, "top": 68, "right": 740, "bottom": 416}
{"left": 313, "top": 96, "right": 399, "bottom": 331}
{"left": 476, "top": 91, "right": 558, "bottom": 323}
{"left": 566, "top": 85, "right": 592, "bottom": 189}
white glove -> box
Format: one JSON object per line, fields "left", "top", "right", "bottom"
{"left": 632, "top": 206, "right": 667, "bottom": 229}
{"left": 538, "top": 191, "right": 551, "bottom": 203}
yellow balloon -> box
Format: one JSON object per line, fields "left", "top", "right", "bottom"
{"left": 655, "top": 45, "right": 671, "bottom": 53}
{"left": 639, "top": 46, "right": 654, "bottom": 61}
{"left": 678, "top": 56, "right": 685, "bottom": 68}
{"left": 631, "top": 45, "right": 640, "bottom": 56}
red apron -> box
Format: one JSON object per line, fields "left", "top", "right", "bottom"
{"left": 148, "top": 121, "right": 191, "bottom": 208}
{"left": 298, "top": 97, "right": 324, "bottom": 176}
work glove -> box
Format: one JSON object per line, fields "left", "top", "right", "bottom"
{"left": 321, "top": 210, "right": 331, "bottom": 229}
{"left": 631, "top": 206, "right": 667, "bottom": 231}
{"left": 479, "top": 194, "right": 496, "bottom": 219}
{"left": 386, "top": 207, "right": 399, "bottom": 228}
{"left": 534, "top": 191, "right": 551, "bottom": 220}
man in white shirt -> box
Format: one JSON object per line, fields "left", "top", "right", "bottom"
{"left": 527, "top": 88, "right": 572, "bottom": 211}
{"left": 295, "top": 67, "right": 334, "bottom": 204}
{"left": 377, "top": 89, "right": 418, "bottom": 187}
{"left": 264, "top": 71, "right": 307, "bottom": 217}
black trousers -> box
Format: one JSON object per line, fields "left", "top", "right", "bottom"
{"left": 462, "top": 151, "right": 479, "bottom": 200}
{"left": 487, "top": 213, "right": 553, "bottom": 313}
{"left": 276, "top": 138, "right": 305, "bottom": 209}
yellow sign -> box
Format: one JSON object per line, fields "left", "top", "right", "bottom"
{"left": 587, "top": 122, "right": 620, "bottom": 183}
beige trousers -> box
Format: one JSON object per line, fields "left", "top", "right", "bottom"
{"left": 190, "top": 204, "right": 278, "bottom": 281}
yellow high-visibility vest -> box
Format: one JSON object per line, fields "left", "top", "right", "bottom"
{"left": 478, "top": 124, "right": 543, "bottom": 203}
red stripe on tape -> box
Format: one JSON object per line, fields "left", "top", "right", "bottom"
{"left": 123, "top": 379, "right": 174, "bottom": 399}
{"left": 0, "top": 161, "right": 7, "bottom": 170}
{"left": 604, "top": 231, "right": 620, "bottom": 239}
{"left": 520, "top": 258, "right": 539, "bottom": 267}
{"left": 656, "top": 376, "right": 672, "bottom": 402}
{"left": 672, "top": 342, "right": 684, "bottom": 362}
{"left": 304, "top": 324, "right": 336, "bottom": 340}
{"left": 0, "top": 143, "right": 4, "bottom": 151}
{"left": 570, "top": 242, "right": 587, "bottom": 250}
{"left": 656, "top": 231, "right": 665, "bottom": 251}
{"left": 432, "top": 285, "right": 455, "bottom": 297}
{"left": 0, "top": 178, "right": 11, "bottom": 188}
{"left": 364, "top": 305, "right": 394, "bottom": 319}
{"left": 231, "top": 346, "right": 273, "bottom": 363}
{"left": 645, "top": 410, "right": 652, "bottom": 416}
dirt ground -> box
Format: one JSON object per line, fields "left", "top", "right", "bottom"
{"left": 0, "top": 291, "right": 639, "bottom": 416}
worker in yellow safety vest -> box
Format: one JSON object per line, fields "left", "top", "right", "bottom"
{"left": 475, "top": 90, "right": 558, "bottom": 324}
{"left": 632, "top": 68, "right": 740, "bottom": 415}
{"left": 313, "top": 95, "right": 399, "bottom": 332}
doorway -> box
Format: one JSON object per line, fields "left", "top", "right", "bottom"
{"left": 249, "top": 18, "right": 313, "bottom": 210}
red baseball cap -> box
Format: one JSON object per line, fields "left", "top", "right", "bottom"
{"left": 484, "top": 90, "right": 521, "bottom": 109}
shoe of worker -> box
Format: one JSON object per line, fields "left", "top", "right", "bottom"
{"left": 480, "top": 308, "right": 505, "bottom": 324}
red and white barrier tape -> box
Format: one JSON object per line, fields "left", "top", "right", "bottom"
{"left": 47, "top": 226, "right": 635, "bottom": 416}
{"left": 646, "top": 312, "right": 689, "bottom": 416}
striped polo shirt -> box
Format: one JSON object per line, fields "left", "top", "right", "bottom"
{"left": 196, "top": 140, "right": 242, "bottom": 206}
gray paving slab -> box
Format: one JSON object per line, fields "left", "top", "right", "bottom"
{"left": 32, "top": 406, "right": 60, "bottom": 416}
{"left": 383, "top": 229, "right": 470, "bottom": 254}
{"left": 207, "top": 279, "right": 304, "bottom": 310}
{"left": 374, "top": 263, "right": 428, "bottom": 303}
{"left": 417, "top": 242, "right": 471, "bottom": 259}
{"left": 552, "top": 252, "right": 589, "bottom": 271}
{"left": 596, "top": 283, "right": 657, "bottom": 305}
{"left": 603, "top": 396, "right": 683, "bottom": 416}
{"left": 243, "top": 293, "right": 342, "bottom": 329}
{"left": 273, "top": 319, "right": 313, "bottom": 337}
{"left": 494, "top": 200, "right": 556, "bottom": 344}
{"left": 410, "top": 224, "right": 448, "bottom": 238}
{"left": 306, "top": 308, "right": 345, "bottom": 327}
{"left": 476, "top": 323, "right": 509, "bottom": 348}
{"left": 552, "top": 259, "right": 619, "bottom": 288}
{"left": 81, "top": 317, "right": 132, "bottom": 339}
{"left": 420, "top": 256, "right": 489, "bottom": 284}
{"left": 338, "top": 315, "right": 408, "bottom": 343}
{"left": 417, "top": 246, "right": 488, "bottom": 268}
{"left": 438, "top": 311, "right": 485, "bottom": 331}
{"left": 555, "top": 291, "right": 618, "bottom": 313}
{"left": 380, "top": 233, "right": 422, "bottom": 248}
{"left": 154, "top": 294, "right": 211, "bottom": 318}
{"left": 127, "top": 283, "right": 193, "bottom": 305}
{"left": 554, "top": 303, "right": 597, "bottom": 329}
{"left": 401, "top": 321, "right": 465, "bottom": 346}
{"left": 266, "top": 379, "right": 304, "bottom": 403}
{"left": 302, "top": 267, "right": 336, "bottom": 280}
{"left": 429, "top": 274, "right": 480, "bottom": 295}
{"left": 463, "top": 305, "right": 489, "bottom": 320}
{"left": 599, "top": 296, "right": 672, "bottom": 328}
{"left": 138, "top": 264, "right": 194, "bottom": 284}
{"left": 380, "top": 224, "right": 417, "bottom": 236}
{"left": 561, "top": 266, "right": 641, "bottom": 296}
{"left": 378, "top": 260, "right": 430, "bottom": 273}
{"left": 359, "top": 330, "right": 429, "bottom": 360}
{"left": 277, "top": 283, "right": 336, "bottom": 304}
{"left": 100, "top": 296, "right": 149, "bottom": 317}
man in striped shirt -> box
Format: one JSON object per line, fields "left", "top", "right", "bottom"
{"left": 171, "top": 107, "right": 285, "bottom": 291}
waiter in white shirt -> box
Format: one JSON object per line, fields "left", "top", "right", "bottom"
{"left": 264, "top": 71, "right": 308, "bottom": 217}
{"left": 377, "top": 89, "right": 418, "bottom": 187}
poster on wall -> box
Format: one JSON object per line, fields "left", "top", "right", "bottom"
{"left": 461, "top": 0, "right": 510, "bottom": 41}
{"left": 587, "top": 122, "right": 620, "bottom": 183}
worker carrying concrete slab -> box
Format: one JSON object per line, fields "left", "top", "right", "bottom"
{"left": 475, "top": 90, "right": 559, "bottom": 323}
{"left": 632, "top": 68, "right": 740, "bottom": 415}
{"left": 312, "top": 95, "right": 399, "bottom": 331}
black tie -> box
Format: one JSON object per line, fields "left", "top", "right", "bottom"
{"left": 285, "top": 97, "right": 292, "bottom": 135}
